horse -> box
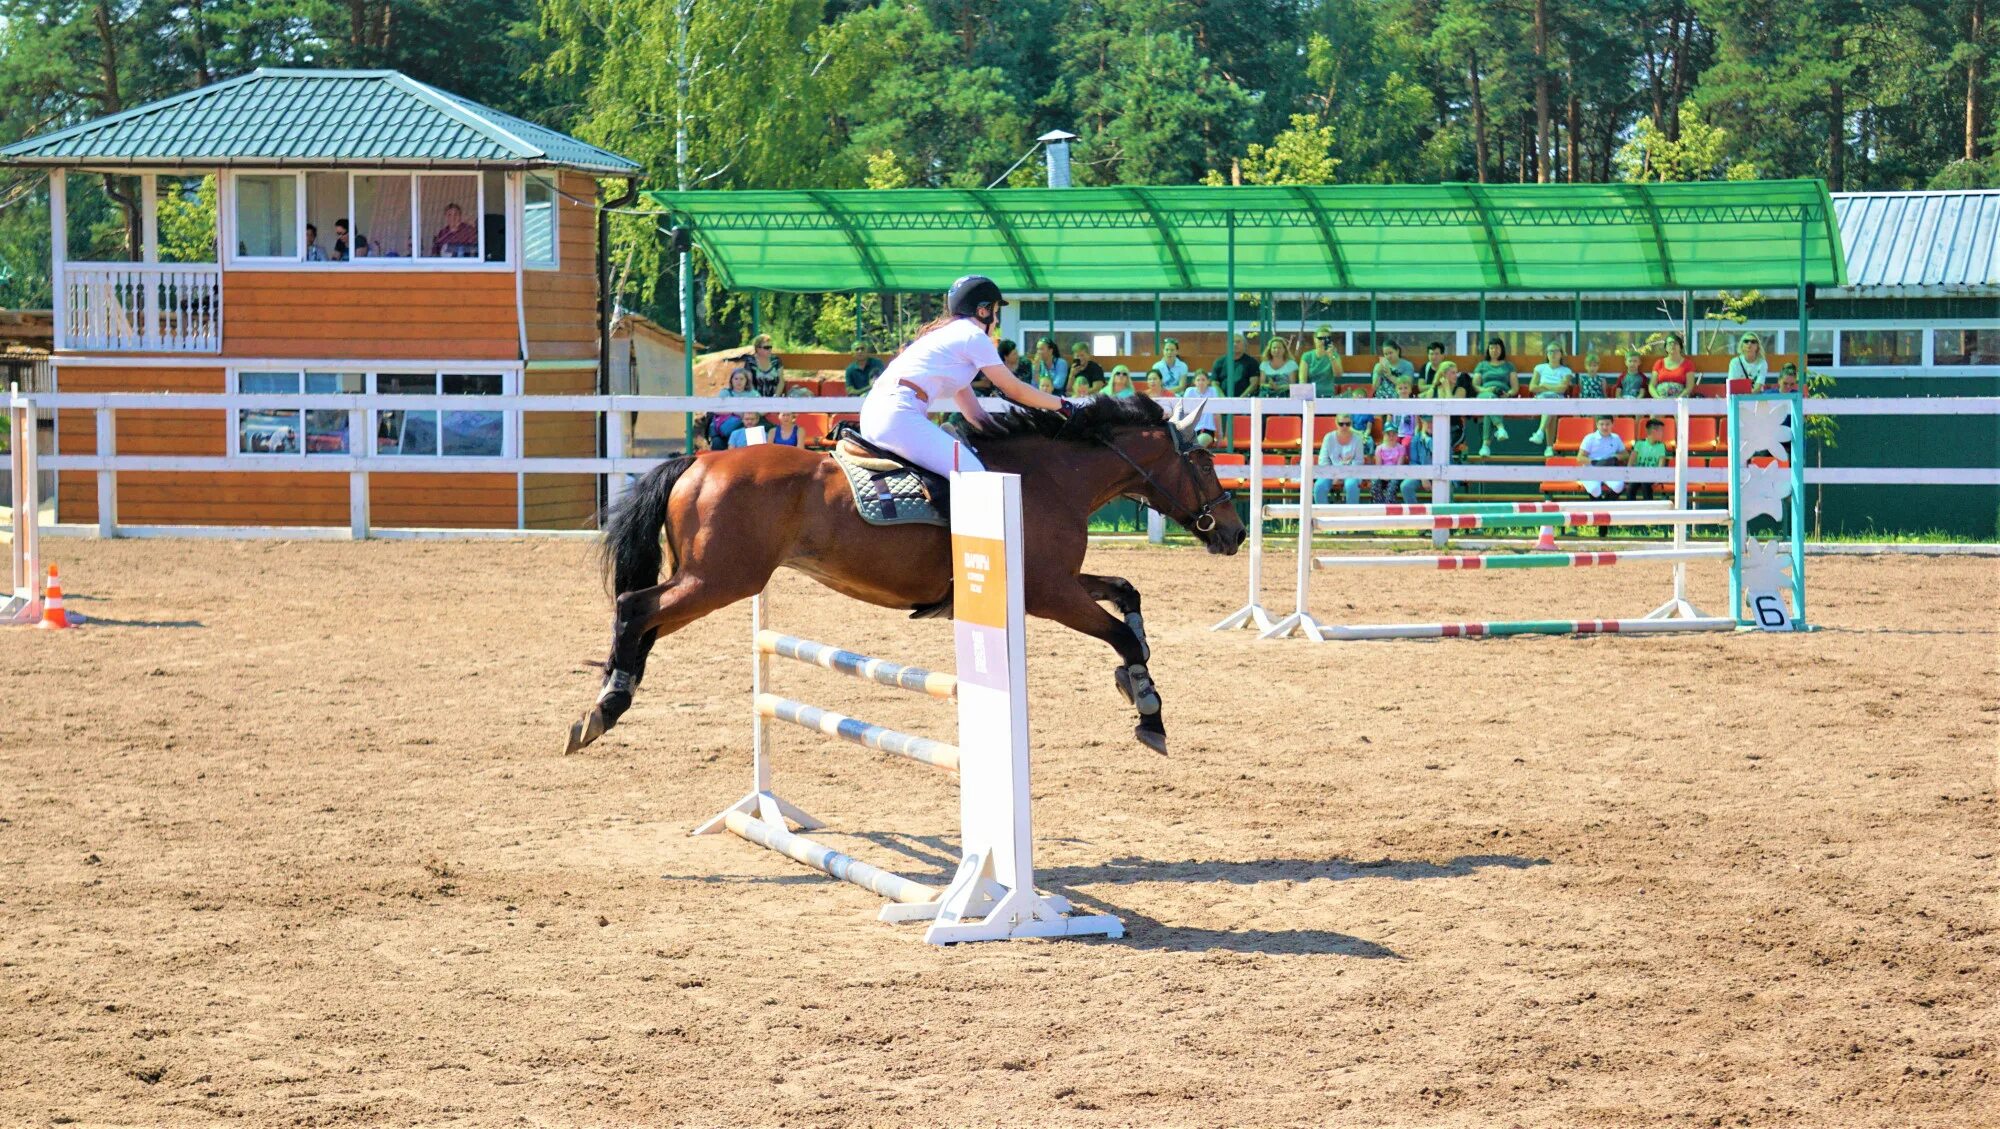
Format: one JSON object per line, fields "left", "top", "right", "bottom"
{"left": 566, "top": 395, "right": 1247, "bottom": 758}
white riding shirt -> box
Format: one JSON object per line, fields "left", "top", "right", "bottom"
{"left": 871, "top": 319, "right": 1003, "bottom": 404}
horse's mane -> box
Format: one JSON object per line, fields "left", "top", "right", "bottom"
{"left": 965, "top": 394, "right": 1169, "bottom": 450}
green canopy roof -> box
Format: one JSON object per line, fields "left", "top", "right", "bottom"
{"left": 646, "top": 180, "right": 1847, "bottom": 294}
{"left": 0, "top": 69, "right": 640, "bottom": 175}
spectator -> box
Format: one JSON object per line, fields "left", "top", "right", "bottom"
{"left": 997, "top": 338, "right": 1030, "bottom": 381}
{"left": 1343, "top": 383, "right": 1377, "bottom": 436}
{"left": 1069, "top": 341, "right": 1106, "bottom": 393}
{"left": 709, "top": 367, "right": 756, "bottom": 449}
{"left": 1303, "top": 326, "right": 1343, "bottom": 397}
{"left": 1387, "top": 374, "right": 1420, "bottom": 439}
{"left": 1032, "top": 338, "right": 1069, "bottom": 391}
{"left": 1776, "top": 361, "right": 1802, "bottom": 394}
{"left": 844, "top": 340, "right": 884, "bottom": 393}
{"left": 1471, "top": 337, "right": 1518, "bottom": 456}
{"left": 1036, "top": 374, "right": 1057, "bottom": 395}
{"left": 331, "top": 219, "right": 351, "bottom": 262}
{"left": 1210, "top": 332, "right": 1259, "bottom": 396}
{"left": 1258, "top": 337, "right": 1299, "bottom": 396}
{"left": 1428, "top": 360, "right": 1471, "bottom": 454}
{"left": 1529, "top": 340, "right": 1575, "bottom": 456}
{"left": 1419, "top": 341, "right": 1450, "bottom": 387}
{"left": 429, "top": 203, "right": 478, "bottom": 257}
{"left": 1313, "top": 413, "right": 1369, "bottom": 505}
{"left": 1618, "top": 347, "right": 1649, "bottom": 399}
{"left": 1730, "top": 331, "right": 1769, "bottom": 391}
{"left": 1626, "top": 417, "right": 1669, "bottom": 502}
{"left": 1373, "top": 340, "right": 1417, "bottom": 395}
{"left": 1373, "top": 420, "right": 1415, "bottom": 504}
{"left": 1182, "top": 370, "right": 1221, "bottom": 446}
{"left": 770, "top": 411, "right": 802, "bottom": 446}
{"left": 1577, "top": 416, "right": 1627, "bottom": 500}
{"left": 746, "top": 334, "right": 784, "bottom": 396}
{"left": 1649, "top": 332, "right": 1696, "bottom": 400}
{"left": 1142, "top": 370, "right": 1167, "bottom": 398}
{"left": 305, "top": 223, "right": 326, "bottom": 262}
{"left": 1108, "top": 365, "right": 1137, "bottom": 397}
{"left": 1149, "top": 338, "right": 1191, "bottom": 392}
{"left": 1577, "top": 350, "right": 1609, "bottom": 398}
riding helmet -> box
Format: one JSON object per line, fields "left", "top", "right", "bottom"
{"left": 947, "top": 275, "right": 1008, "bottom": 317}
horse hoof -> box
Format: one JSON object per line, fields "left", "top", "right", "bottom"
{"left": 565, "top": 707, "right": 606, "bottom": 755}
{"left": 1134, "top": 723, "right": 1168, "bottom": 756}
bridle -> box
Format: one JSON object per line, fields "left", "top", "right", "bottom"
{"left": 1098, "top": 426, "right": 1234, "bottom": 534}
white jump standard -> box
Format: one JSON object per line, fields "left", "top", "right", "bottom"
{"left": 3, "top": 386, "right": 44, "bottom": 627}
{"left": 697, "top": 471, "right": 1122, "bottom": 944}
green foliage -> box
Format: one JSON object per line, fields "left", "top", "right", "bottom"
{"left": 1929, "top": 156, "right": 2000, "bottom": 188}
{"left": 1206, "top": 114, "right": 1340, "bottom": 186}
{"left": 1616, "top": 114, "right": 1754, "bottom": 182}
{"left": 156, "top": 176, "right": 217, "bottom": 264}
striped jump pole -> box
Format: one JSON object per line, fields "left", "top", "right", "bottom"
{"left": 756, "top": 631, "right": 957, "bottom": 699}
{"left": 754, "top": 693, "right": 960, "bottom": 771}
{"left": 1317, "top": 616, "right": 1740, "bottom": 641}
{"left": 1313, "top": 547, "right": 1733, "bottom": 570}
{"left": 1266, "top": 500, "right": 1663, "bottom": 519}
{"left": 696, "top": 471, "right": 1123, "bottom": 944}
{"left": 1309, "top": 509, "right": 1726, "bottom": 533}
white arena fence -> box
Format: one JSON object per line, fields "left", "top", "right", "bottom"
{"left": 4, "top": 388, "right": 1997, "bottom": 542}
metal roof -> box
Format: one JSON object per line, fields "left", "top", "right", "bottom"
{"left": 647, "top": 180, "right": 1847, "bottom": 295}
{"left": 1832, "top": 190, "right": 2000, "bottom": 294}
{"left": 0, "top": 69, "right": 640, "bottom": 175}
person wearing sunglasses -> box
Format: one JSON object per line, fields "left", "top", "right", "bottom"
{"left": 1303, "top": 327, "right": 1343, "bottom": 397}
{"left": 1313, "top": 414, "right": 1369, "bottom": 505}
{"left": 745, "top": 334, "right": 784, "bottom": 396}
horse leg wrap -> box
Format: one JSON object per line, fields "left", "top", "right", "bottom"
{"left": 596, "top": 667, "right": 639, "bottom": 706}
{"left": 1124, "top": 611, "right": 1150, "bottom": 663}
{"left": 1125, "top": 663, "right": 1161, "bottom": 716}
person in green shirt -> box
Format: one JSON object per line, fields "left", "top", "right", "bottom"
{"left": 843, "top": 339, "right": 884, "bottom": 393}
{"left": 1627, "top": 417, "right": 1671, "bottom": 502}
{"left": 1470, "top": 336, "right": 1519, "bottom": 456}
{"left": 1301, "top": 326, "right": 1342, "bottom": 397}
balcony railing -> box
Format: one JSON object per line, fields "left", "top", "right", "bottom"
{"left": 61, "top": 263, "right": 222, "bottom": 353}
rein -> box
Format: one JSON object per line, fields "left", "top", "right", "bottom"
{"left": 1096, "top": 429, "right": 1234, "bottom": 534}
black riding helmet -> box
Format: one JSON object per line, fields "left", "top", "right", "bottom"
{"left": 947, "top": 275, "right": 1008, "bottom": 318}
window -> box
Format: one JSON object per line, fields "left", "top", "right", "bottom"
{"left": 1933, "top": 329, "right": 2000, "bottom": 366}
{"left": 353, "top": 174, "right": 414, "bottom": 259}
{"left": 1364, "top": 332, "right": 1454, "bottom": 356}
{"left": 1838, "top": 329, "right": 1921, "bottom": 366}
{"left": 305, "top": 172, "right": 346, "bottom": 263}
{"left": 235, "top": 370, "right": 361, "bottom": 454}
{"left": 377, "top": 372, "right": 505, "bottom": 458}
{"left": 523, "top": 173, "right": 557, "bottom": 268}
{"left": 418, "top": 174, "right": 481, "bottom": 259}
{"left": 1578, "top": 329, "right": 1656, "bottom": 358}
{"left": 235, "top": 174, "right": 298, "bottom": 259}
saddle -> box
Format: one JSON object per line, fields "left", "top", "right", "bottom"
{"left": 826, "top": 423, "right": 954, "bottom": 619}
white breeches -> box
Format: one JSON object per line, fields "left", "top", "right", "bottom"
{"left": 859, "top": 386, "right": 986, "bottom": 477}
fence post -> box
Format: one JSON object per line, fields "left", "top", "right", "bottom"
{"left": 1432, "top": 404, "right": 1452, "bottom": 547}
{"left": 94, "top": 407, "right": 117, "bottom": 538}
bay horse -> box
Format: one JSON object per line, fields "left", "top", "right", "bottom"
{"left": 566, "top": 396, "right": 1247, "bottom": 757}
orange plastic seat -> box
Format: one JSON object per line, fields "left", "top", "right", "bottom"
{"left": 1263, "top": 416, "right": 1303, "bottom": 452}
{"left": 1553, "top": 417, "right": 1593, "bottom": 454}
{"left": 1212, "top": 452, "right": 1250, "bottom": 490}
{"left": 1539, "top": 456, "right": 1584, "bottom": 495}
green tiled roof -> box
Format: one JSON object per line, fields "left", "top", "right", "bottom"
{"left": 0, "top": 69, "right": 639, "bottom": 175}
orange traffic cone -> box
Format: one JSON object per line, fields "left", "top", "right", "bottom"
{"left": 38, "top": 563, "right": 71, "bottom": 629}
{"left": 1534, "top": 525, "right": 1558, "bottom": 552}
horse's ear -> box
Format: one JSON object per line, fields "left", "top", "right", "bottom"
{"left": 1168, "top": 404, "right": 1201, "bottom": 444}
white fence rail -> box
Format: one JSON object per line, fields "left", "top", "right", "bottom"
{"left": 14, "top": 392, "right": 1999, "bottom": 539}
{"left": 61, "top": 263, "right": 223, "bottom": 353}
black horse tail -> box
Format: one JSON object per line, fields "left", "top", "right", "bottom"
{"left": 601, "top": 455, "right": 697, "bottom": 597}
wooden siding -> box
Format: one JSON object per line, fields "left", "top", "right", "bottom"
{"left": 523, "top": 173, "right": 601, "bottom": 364}
{"left": 223, "top": 270, "right": 520, "bottom": 360}
{"left": 522, "top": 366, "right": 598, "bottom": 530}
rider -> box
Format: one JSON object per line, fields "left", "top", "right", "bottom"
{"left": 860, "top": 275, "right": 1069, "bottom": 476}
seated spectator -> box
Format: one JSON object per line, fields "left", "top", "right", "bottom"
{"left": 844, "top": 340, "right": 884, "bottom": 393}
{"left": 1210, "top": 332, "right": 1259, "bottom": 397}
{"left": 1069, "top": 341, "right": 1106, "bottom": 393}
{"left": 1313, "top": 413, "right": 1369, "bottom": 505}
{"left": 997, "top": 338, "right": 1029, "bottom": 382}
{"left": 429, "top": 203, "right": 478, "bottom": 257}
{"left": 1032, "top": 338, "right": 1069, "bottom": 391}
{"left": 1576, "top": 415, "right": 1627, "bottom": 500}
{"left": 1036, "top": 374, "right": 1057, "bottom": 395}
{"left": 1343, "top": 384, "right": 1377, "bottom": 435}
{"left": 1730, "top": 331, "right": 1769, "bottom": 391}
{"left": 1303, "top": 327, "right": 1343, "bottom": 396}
{"left": 1776, "top": 361, "right": 1802, "bottom": 394}
{"left": 1182, "top": 370, "right": 1220, "bottom": 446}
{"left": 1577, "top": 350, "right": 1609, "bottom": 398}
{"left": 1649, "top": 332, "right": 1696, "bottom": 399}
{"left": 1388, "top": 374, "right": 1420, "bottom": 437}
{"left": 1373, "top": 420, "right": 1415, "bottom": 504}
{"left": 1626, "top": 417, "right": 1669, "bottom": 501}
{"left": 1107, "top": 365, "right": 1137, "bottom": 397}
{"left": 331, "top": 219, "right": 351, "bottom": 261}
{"left": 1149, "top": 338, "right": 1191, "bottom": 391}
{"left": 1529, "top": 340, "right": 1575, "bottom": 456}
{"left": 352, "top": 233, "right": 372, "bottom": 259}
{"left": 1419, "top": 341, "right": 1450, "bottom": 387}
{"left": 1428, "top": 360, "right": 1472, "bottom": 454}
{"left": 1258, "top": 337, "right": 1299, "bottom": 396}
{"left": 747, "top": 334, "right": 783, "bottom": 396}
{"left": 770, "top": 411, "right": 802, "bottom": 446}
{"left": 1614, "top": 348, "right": 1647, "bottom": 399}
{"left": 709, "top": 367, "right": 756, "bottom": 449}
{"left": 1373, "top": 340, "right": 1417, "bottom": 395}
{"left": 1472, "top": 336, "right": 1518, "bottom": 456}
{"left": 1142, "top": 370, "right": 1167, "bottom": 398}
{"left": 305, "top": 223, "right": 326, "bottom": 262}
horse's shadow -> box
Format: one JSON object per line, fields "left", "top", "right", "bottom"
{"left": 693, "top": 829, "right": 1550, "bottom": 958}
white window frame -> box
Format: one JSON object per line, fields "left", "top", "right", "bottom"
{"left": 523, "top": 172, "right": 560, "bottom": 271}
{"left": 229, "top": 173, "right": 306, "bottom": 263}
{"left": 369, "top": 368, "right": 517, "bottom": 459}
{"left": 219, "top": 170, "right": 514, "bottom": 271}
{"left": 224, "top": 364, "right": 517, "bottom": 460}
{"left": 229, "top": 368, "right": 366, "bottom": 457}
